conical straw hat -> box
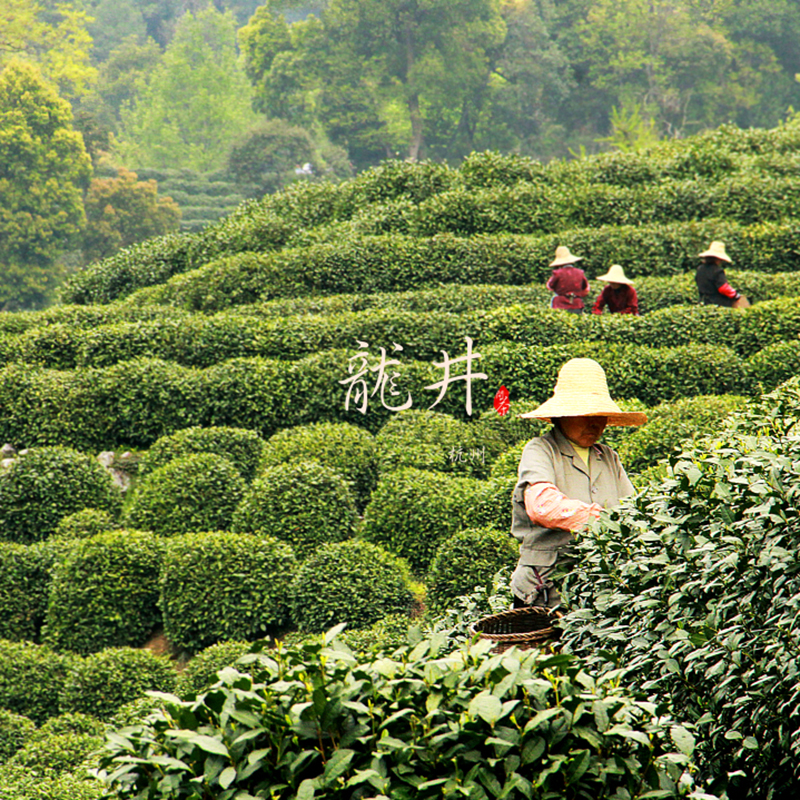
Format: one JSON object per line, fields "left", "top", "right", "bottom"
{"left": 518, "top": 358, "right": 647, "bottom": 426}
{"left": 698, "top": 241, "right": 732, "bottom": 263}
{"left": 596, "top": 264, "right": 633, "bottom": 285}
{"left": 550, "top": 245, "right": 582, "bottom": 267}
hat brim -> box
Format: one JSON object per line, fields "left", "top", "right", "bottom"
{"left": 518, "top": 394, "right": 646, "bottom": 426}
{"left": 698, "top": 250, "right": 732, "bottom": 263}
{"left": 597, "top": 273, "right": 634, "bottom": 285}
{"left": 550, "top": 256, "right": 583, "bottom": 267}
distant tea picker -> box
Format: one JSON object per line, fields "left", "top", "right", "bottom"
{"left": 546, "top": 246, "right": 589, "bottom": 313}
{"left": 695, "top": 241, "right": 750, "bottom": 309}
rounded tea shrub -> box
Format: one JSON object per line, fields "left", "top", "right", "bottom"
{"left": 0, "top": 709, "right": 35, "bottom": 762}
{"left": 0, "top": 640, "right": 78, "bottom": 724}
{"left": 52, "top": 508, "right": 117, "bottom": 540}
{"left": 289, "top": 540, "right": 414, "bottom": 633}
{"left": 231, "top": 461, "right": 357, "bottom": 559}
{"left": 44, "top": 530, "right": 163, "bottom": 655}
{"left": 59, "top": 647, "right": 177, "bottom": 720}
{"left": 0, "top": 447, "right": 122, "bottom": 544}
{"left": 123, "top": 453, "right": 246, "bottom": 536}
{"left": 6, "top": 730, "right": 104, "bottom": 776}
{"left": 159, "top": 532, "right": 296, "bottom": 654}
{"left": 0, "top": 541, "right": 52, "bottom": 642}
{"left": 362, "top": 468, "right": 482, "bottom": 573}
{"left": 425, "top": 527, "right": 519, "bottom": 613}
{"left": 260, "top": 422, "right": 378, "bottom": 509}
{"left": 140, "top": 426, "right": 265, "bottom": 483}
{"left": 176, "top": 640, "right": 251, "bottom": 696}
{"left": 375, "top": 409, "right": 496, "bottom": 478}
{"left": 30, "top": 712, "right": 105, "bottom": 742}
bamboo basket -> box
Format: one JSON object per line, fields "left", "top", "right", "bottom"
{"left": 469, "top": 606, "right": 563, "bottom": 653}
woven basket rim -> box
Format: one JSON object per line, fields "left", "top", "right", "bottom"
{"left": 468, "top": 606, "right": 563, "bottom": 643}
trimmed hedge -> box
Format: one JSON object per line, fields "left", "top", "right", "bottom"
{"left": 10, "top": 289, "right": 800, "bottom": 374}
{"left": 425, "top": 527, "right": 519, "bottom": 614}
{"left": 175, "top": 640, "right": 251, "bottom": 696}
{"left": 231, "top": 461, "right": 358, "bottom": 559}
{"left": 59, "top": 648, "right": 176, "bottom": 720}
{"left": 116, "top": 218, "right": 800, "bottom": 313}
{"left": 362, "top": 468, "right": 484, "bottom": 573}
{"left": 0, "top": 709, "right": 35, "bottom": 762}
{"left": 7, "top": 730, "right": 103, "bottom": 775}
{"left": 0, "top": 447, "right": 122, "bottom": 544}
{"left": 52, "top": 509, "right": 117, "bottom": 540}
{"left": 259, "top": 422, "right": 378, "bottom": 509}
{"left": 159, "top": 532, "right": 296, "bottom": 654}
{"left": 44, "top": 530, "right": 163, "bottom": 655}
{"left": 375, "top": 409, "right": 504, "bottom": 479}
{"left": 288, "top": 540, "right": 415, "bottom": 633}
{"left": 617, "top": 394, "right": 749, "bottom": 473}
{"left": 123, "top": 454, "right": 246, "bottom": 536}
{"left": 0, "top": 542, "right": 51, "bottom": 642}
{"left": 0, "top": 640, "right": 78, "bottom": 724}
{"left": 140, "top": 426, "right": 265, "bottom": 482}
{"left": 0, "top": 338, "right": 759, "bottom": 451}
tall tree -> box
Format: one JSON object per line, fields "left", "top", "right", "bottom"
{"left": 119, "top": 7, "right": 258, "bottom": 171}
{"left": 241, "top": 0, "right": 507, "bottom": 163}
{"left": 81, "top": 168, "right": 181, "bottom": 264}
{"left": 1, "top": 0, "right": 97, "bottom": 100}
{"left": 570, "top": 0, "right": 782, "bottom": 137}
{"left": 0, "top": 61, "right": 91, "bottom": 310}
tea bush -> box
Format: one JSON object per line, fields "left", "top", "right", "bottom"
{"left": 159, "top": 532, "right": 295, "bottom": 654}
{"left": 560, "top": 377, "right": 800, "bottom": 798}
{"left": 95, "top": 634, "right": 705, "bottom": 800}
{"left": 123, "top": 453, "right": 246, "bottom": 536}
{"left": 289, "top": 540, "right": 415, "bottom": 632}
{"left": 362, "top": 468, "right": 483, "bottom": 573}
{"left": 425, "top": 527, "right": 519, "bottom": 614}
{"left": 44, "top": 530, "right": 163, "bottom": 654}
{"left": 375, "top": 409, "right": 503, "bottom": 479}
{"left": 7, "top": 730, "right": 103, "bottom": 776}
{"left": 0, "top": 640, "right": 78, "bottom": 724}
{"left": 616, "top": 394, "right": 749, "bottom": 473}
{"left": 140, "top": 426, "right": 265, "bottom": 483}
{"left": 29, "top": 712, "right": 105, "bottom": 741}
{"left": 0, "top": 542, "right": 51, "bottom": 642}
{"left": 59, "top": 647, "right": 176, "bottom": 720}
{"left": 0, "top": 710, "right": 35, "bottom": 762}
{"left": 0, "top": 768, "right": 104, "bottom": 800}
{"left": 52, "top": 508, "right": 117, "bottom": 540}
{"left": 231, "top": 462, "right": 357, "bottom": 559}
{"left": 175, "top": 640, "right": 251, "bottom": 696}
{"left": 259, "top": 422, "right": 378, "bottom": 510}
{"left": 0, "top": 447, "right": 122, "bottom": 544}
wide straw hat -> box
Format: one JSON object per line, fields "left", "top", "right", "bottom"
{"left": 698, "top": 241, "right": 732, "bottom": 263}
{"left": 549, "top": 245, "right": 582, "bottom": 268}
{"left": 596, "top": 264, "right": 634, "bottom": 285}
{"left": 518, "top": 358, "right": 647, "bottom": 426}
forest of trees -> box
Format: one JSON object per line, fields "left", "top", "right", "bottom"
{"left": 2, "top": 0, "right": 800, "bottom": 309}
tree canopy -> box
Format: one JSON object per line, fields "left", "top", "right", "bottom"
{"left": 118, "top": 7, "right": 258, "bottom": 172}
{"left": 0, "top": 61, "right": 91, "bottom": 310}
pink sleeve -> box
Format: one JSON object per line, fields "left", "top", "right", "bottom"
{"left": 524, "top": 482, "right": 602, "bottom": 532}
{"left": 718, "top": 282, "right": 738, "bottom": 299}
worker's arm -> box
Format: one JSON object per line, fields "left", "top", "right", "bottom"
{"left": 524, "top": 482, "right": 602, "bottom": 532}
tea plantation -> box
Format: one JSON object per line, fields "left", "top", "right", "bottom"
{"left": 5, "top": 122, "right": 800, "bottom": 799}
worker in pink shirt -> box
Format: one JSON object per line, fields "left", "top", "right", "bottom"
{"left": 546, "top": 245, "right": 590, "bottom": 313}
{"left": 510, "top": 358, "right": 646, "bottom": 608}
